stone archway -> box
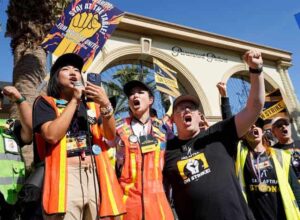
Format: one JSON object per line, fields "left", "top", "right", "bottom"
{"left": 221, "top": 63, "right": 290, "bottom": 107}
{"left": 90, "top": 45, "right": 212, "bottom": 116}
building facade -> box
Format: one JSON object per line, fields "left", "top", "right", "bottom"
{"left": 85, "top": 13, "right": 299, "bottom": 138}
{"left": 2, "top": 13, "right": 299, "bottom": 138}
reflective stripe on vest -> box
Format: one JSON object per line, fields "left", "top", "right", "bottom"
{"left": 39, "top": 96, "right": 125, "bottom": 217}
{"left": 236, "top": 142, "right": 300, "bottom": 220}
{"left": 117, "top": 117, "right": 174, "bottom": 220}
{"left": 270, "top": 148, "right": 300, "bottom": 220}
{"left": 235, "top": 141, "right": 248, "bottom": 201}
{"left": 0, "top": 176, "right": 25, "bottom": 185}
{"left": 39, "top": 96, "right": 67, "bottom": 214}
{"left": 0, "top": 153, "right": 23, "bottom": 161}
{"left": 87, "top": 102, "right": 126, "bottom": 217}
{"left": 57, "top": 107, "right": 67, "bottom": 212}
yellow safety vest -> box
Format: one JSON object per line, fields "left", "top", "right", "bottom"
{"left": 236, "top": 141, "right": 300, "bottom": 220}
{"left": 0, "top": 119, "right": 25, "bottom": 204}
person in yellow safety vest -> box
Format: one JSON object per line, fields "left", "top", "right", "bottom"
{"left": 236, "top": 118, "right": 300, "bottom": 220}
{"left": 271, "top": 116, "right": 300, "bottom": 182}
{"left": 115, "top": 80, "right": 174, "bottom": 220}
{"left": 0, "top": 86, "right": 32, "bottom": 220}
{"left": 32, "top": 53, "right": 125, "bottom": 220}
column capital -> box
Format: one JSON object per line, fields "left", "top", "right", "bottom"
{"left": 276, "top": 60, "right": 292, "bottom": 69}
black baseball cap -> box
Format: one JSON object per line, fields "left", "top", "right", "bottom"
{"left": 123, "top": 80, "right": 153, "bottom": 97}
{"left": 254, "top": 117, "right": 265, "bottom": 129}
{"left": 173, "top": 95, "right": 200, "bottom": 112}
{"left": 50, "top": 53, "right": 84, "bottom": 76}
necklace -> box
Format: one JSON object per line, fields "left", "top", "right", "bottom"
{"left": 250, "top": 151, "right": 268, "bottom": 193}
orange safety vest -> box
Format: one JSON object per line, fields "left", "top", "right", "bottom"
{"left": 116, "top": 117, "right": 174, "bottom": 220}
{"left": 35, "top": 96, "right": 125, "bottom": 217}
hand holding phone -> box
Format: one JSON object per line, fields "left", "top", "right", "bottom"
{"left": 87, "top": 73, "right": 102, "bottom": 86}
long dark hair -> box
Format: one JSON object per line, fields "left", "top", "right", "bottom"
{"left": 47, "top": 67, "right": 84, "bottom": 99}
{"left": 47, "top": 68, "right": 62, "bottom": 99}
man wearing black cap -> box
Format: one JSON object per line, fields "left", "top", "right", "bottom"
{"left": 115, "top": 80, "right": 174, "bottom": 220}
{"left": 163, "top": 50, "right": 265, "bottom": 220}
{"left": 236, "top": 120, "right": 300, "bottom": 220}
{"left": 33, "top": 53, "right": 125, "bottom": 219}
{"left": 272, "top": 116, "right": 300, "bottom": 182}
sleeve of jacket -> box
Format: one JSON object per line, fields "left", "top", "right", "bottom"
{"left": 221, "top": 97, "right": 233, "bottom": 120}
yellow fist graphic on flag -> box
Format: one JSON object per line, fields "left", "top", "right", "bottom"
{"left": 53, "top": 13, "right": 101, "bottom": 58}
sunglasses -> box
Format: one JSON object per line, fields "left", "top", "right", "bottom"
{"left": 174, "top": 104, "right": 198, "bottom": 114}
{"left": 273, "top": 120, "right": 290, "bottom": 128}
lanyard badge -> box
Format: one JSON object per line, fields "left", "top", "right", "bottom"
{"left": 128, "top": 134, "right": 139, "bottom": 151}
{"left": 87, "top": 109, "right": 97, "bottom": 125}
{"left": 2, "top": 135, "right": 19, "bottom": 154}
{"left": 139, "top": 134, "right": 158, "bottom": 154}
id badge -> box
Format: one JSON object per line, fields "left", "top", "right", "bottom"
{"left": 66, "top": 137, "right": 77, "bottom": 151}
{"left": 87, "top": 109, "right": 97, "bottom": 125}
{"left": 4, "top": 137, "right": 19, "bottom": 154}
{"left": 76, "top": 134, "right": 87, "bottom": 149}
{"left": 140, "top": 134, "right": 158, "bottom": 154}
{"left": 128, "top": 135, "right": 139, "bottom": 151}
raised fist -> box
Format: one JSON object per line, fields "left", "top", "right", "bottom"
{"left": 243, "top": 49, "right": 263, "bottom": 69}
{"left": 67, "top": 13, "right": 101, "bottom": 40}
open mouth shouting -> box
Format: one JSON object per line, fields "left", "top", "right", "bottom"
{"left": 132, "top": 99, "right": 141, "bottom": 109}
{"left": 252, "top": 128, "right": 259, "bottom": 137}
{"left": 281, "top": 128, "right": 288, "bottom": 136}
{"left": 183, "top": 114, "right": 192, "bottom": 126}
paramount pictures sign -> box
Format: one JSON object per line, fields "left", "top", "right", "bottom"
{"left": 171, "top": 46, "right": 228, "bottom": 63}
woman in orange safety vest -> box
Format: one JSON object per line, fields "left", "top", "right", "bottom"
{"left": 115, "top": 80, "right": 174, "bottom": 220}
{"left": 33, "top": 53, "right": 125, "bottom": 220}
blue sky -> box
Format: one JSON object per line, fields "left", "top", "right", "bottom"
{"left": 1, "top": 0, "right": 300, "bottom": 101}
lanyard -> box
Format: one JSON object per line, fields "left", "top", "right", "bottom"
{"left": 250, "top": 151, "right": 265, "bottom": 183}
{"left": 130, "top": 117, "right": 152, "bottom": 139}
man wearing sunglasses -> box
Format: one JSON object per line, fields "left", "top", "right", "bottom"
{"left": 272, "top": 116, "right": 300, "bottom": 181}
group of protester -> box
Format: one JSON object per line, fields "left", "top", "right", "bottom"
{"left": 0, "top": 49, "right": 299, "bottom": 220}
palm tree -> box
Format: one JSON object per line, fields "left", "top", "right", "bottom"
{"left": 6, "top": 0, "right": 70, "bottom": 112}
{"left": 5, "top": 0, "right": 71, "bottom": 167}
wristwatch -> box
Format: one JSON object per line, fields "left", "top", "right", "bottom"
{"left": 100, "top": 104, "right": 114, "bottom": 118}
{"left": 249, "top": 64, "right": 263, "bottom": 74}
{"left": 15, "top": 96, "right": 26, "bottom": 104}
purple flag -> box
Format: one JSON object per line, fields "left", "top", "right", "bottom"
{"left": 295, "top": 12, "right": 300, "bottom": 29}
{"left": 42, "top": 0, "right": 124, "bottom": 72}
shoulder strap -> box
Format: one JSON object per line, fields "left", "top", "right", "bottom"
{"left": 235, "top": 141, "right": 248, "bottom": 202}
{"left": 272, "top": 148, "right": 291, "bottom": 180}
{"left": 116, "top": 117, "right": 133, "bottom": 138}
{"left": 271, "top": 148, "right": 300, "bottom": 220}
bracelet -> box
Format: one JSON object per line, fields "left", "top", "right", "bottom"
{"left": 249, "top": 66, "right": 263, "bottom": 74}
{"left": 15, "top": 96, "right": 26, "bottom": 104}
{"left": 100, "top": 104, "right": 114, "bottom": 118}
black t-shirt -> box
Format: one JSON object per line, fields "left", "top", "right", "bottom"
{"left": 273, "top": 140, "right": 300, "bottom": 180}
{"left": 33, "top": 97, "right": 90, "bottom": 163}
{"left": 244, "top": 151, "right": 286, "bottom": 220}
{"left": 163, "top": 117, "right": 254, "bottom": 220}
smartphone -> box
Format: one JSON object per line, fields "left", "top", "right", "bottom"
{"left": 87, "top": 73, "right": 102, "bottom": 86}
